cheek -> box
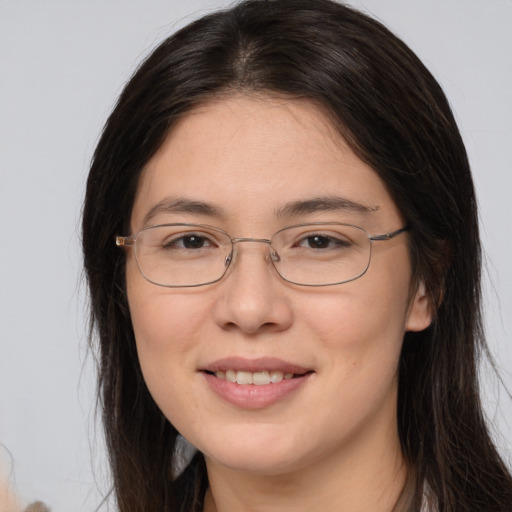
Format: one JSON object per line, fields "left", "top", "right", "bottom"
{"left": 127, "top": 287, "right": 213, "bottom": 435}
{"left": 302, "top": 283, "right": 409, "bottom": 352}
{"left": 129, "top": 292, "right": 209, "bottom": 370}
{"left": 127, "top": 255, "right": 208, "bottom": 345}
{"left": 299, "top": 257, "right": 412, "bottom": 387}
{"left": 299, "top": 280, "right": 409, "bottom": 427}
{"left": 126, "top": 259, "right": 210, "bottom": 408}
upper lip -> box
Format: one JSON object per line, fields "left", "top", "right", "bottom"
{"left": 201, "top": 357, "right": 312, "bottom": 374}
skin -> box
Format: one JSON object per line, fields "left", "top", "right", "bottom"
{"left": 126, "top": 95, "right": 432, "bottom": 512}
{"left": 0, "top": 466, "right": 21, "bottom": 512}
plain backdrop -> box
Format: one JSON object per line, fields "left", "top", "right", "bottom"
{"left": 1, "top": 1, "right": 511, "bottom": 510}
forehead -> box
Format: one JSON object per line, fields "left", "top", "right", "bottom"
{"left": 131, "top": 95, "right": 400, "bottom": 231}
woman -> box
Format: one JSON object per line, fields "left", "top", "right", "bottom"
{"left": 82, "top": 0, "right": 512, "bottom": 510}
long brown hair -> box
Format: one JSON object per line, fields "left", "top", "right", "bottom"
{"left": 82, "top": 1, "right": 512, "bottom": 510}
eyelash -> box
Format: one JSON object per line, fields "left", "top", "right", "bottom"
{"left": 161, "top": 231, "right": 353, "bottom": 251}
{"left": 294, "top": 234, "right": 352, "bottom": 250}
{"left": 162, "top": 233, "right": 218, "bottom": 249}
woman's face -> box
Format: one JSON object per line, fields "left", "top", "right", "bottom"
{"left": 126, "top": 95, "right": 431, "bottom": 476}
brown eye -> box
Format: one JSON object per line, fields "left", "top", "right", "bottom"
{"left": 296, "top": 234, "right": 351, "bottom": 250}
{"left": 181, "top": 235, "right": 208, "bottom": 249}
{"left": 162, "top": 233, "right": 217, "bottom": 250}
{"left": 305, "top": 235, "right": 330, "bottom": 249}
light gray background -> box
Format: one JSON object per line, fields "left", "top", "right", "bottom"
{"left": 1, "top": 1, "right": 510, "bottom": 511}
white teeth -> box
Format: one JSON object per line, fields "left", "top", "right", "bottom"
{"left": 236, "top": 371, "right": 253, "bottom": 385}
{"left": 270, "top": 371, "right": 284, "bottom": 383}
{"left": 252, "top": 371, "right": 271, "bottom": 385}
{"left": 214, "top": 370, "right": 295, "bottom": 385}
{"left": 225, "top": 370, "right": 236, "bottom": 383}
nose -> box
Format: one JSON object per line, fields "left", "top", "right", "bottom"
{"left": 212, "top": 240, "right": 293, "bottom": 335}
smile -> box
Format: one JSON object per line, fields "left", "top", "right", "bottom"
{"left": 201, "top": 357, "right": 313, "bottom": 408}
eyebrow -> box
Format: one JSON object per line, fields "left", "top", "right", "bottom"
{"left": 142, "top": 195, "right": 378, "bottom": 226}
{"left": 274, "top": 196, "right": 379, "bottom": 218}
{"left": 143, "top": 197, "right": 225, "bottom": 226}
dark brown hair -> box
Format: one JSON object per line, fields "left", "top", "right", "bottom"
{"left": 82, "top": 1, "right": 512, "bottom": 510}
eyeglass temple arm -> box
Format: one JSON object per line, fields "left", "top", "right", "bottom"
{"left": 369, "top": 226, "right": 408, "bottom": 241}
{"left": 115, "top": 236, "right": 135, "bottom": 247}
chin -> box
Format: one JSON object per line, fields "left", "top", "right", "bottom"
{"left": 196, "top": 427, "right": 320, "bottom": 476}
{"left": 206, "top": 450, "right": 306, "bottom": 476}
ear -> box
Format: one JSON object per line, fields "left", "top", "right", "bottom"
{"left": 405, "top": 280, "right": 433, "bottom": 332}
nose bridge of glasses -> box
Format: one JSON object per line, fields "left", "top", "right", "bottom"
{"left": 231, "top": 237, "right": 272, "bottom": 245}
{"left": 226, "top": 237, "right": 279, "bottom": 268}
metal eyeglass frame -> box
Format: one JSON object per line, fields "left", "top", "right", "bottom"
{"left": 115, "top": 223, "right": 408, "bottom": 287}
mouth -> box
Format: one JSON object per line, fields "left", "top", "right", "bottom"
{"left": 200, "top": 357, "right": 314, "bottom": 408}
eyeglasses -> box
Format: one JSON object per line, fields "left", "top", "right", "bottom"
{"left": 115, "top": 222, "right": 407, "bottom": 287}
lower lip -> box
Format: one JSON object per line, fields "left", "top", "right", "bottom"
{"left": 203, "top": 372, "right": 312, "bottom": 409}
